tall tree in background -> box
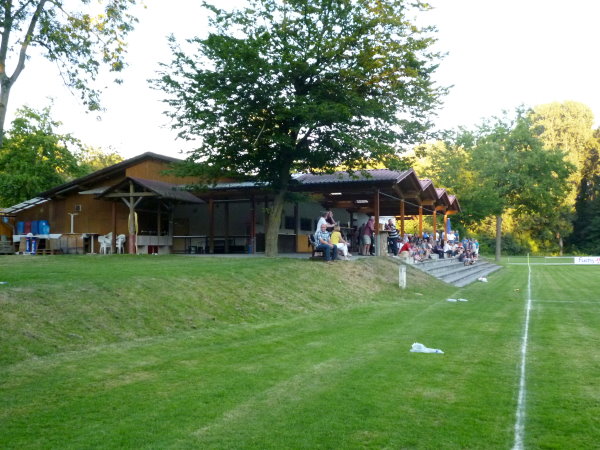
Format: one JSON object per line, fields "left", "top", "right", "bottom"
{"left": 0, "top": 0, "right": 140, "bottom": 145}
{"left": 77, "top": 146, "right": 123, "bottom": 172}
{"left": 417, "top": 111, "right": 573, "bottom": 260}
{"left": 569, "top": 129, "right": 600, "bottom": 253}
{"left": 156, "top": 0, "right": 445, "bottom": 256}
{"left": 0, "top": 104, "right": 85, "bottom": 206}
{"left": 530, "top": 101, "right": 598, "bottom": 253}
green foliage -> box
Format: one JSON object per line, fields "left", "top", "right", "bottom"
{"left": 569, "top": 130, "right": 600, "bottom": 253}
{"left": 417, "top": 109, "right": 574, "bottom": 258}
{"left": 76, "top": 146, "right": 124, "bottom": 173}
{"left": 155, "top": 0, "right": 445, "bottom": 255}
{"left": 155, "top": 0, "right": 445, "bottom": 184}
{"left": 0, "top": 105, "right": 86, "bottom": 206}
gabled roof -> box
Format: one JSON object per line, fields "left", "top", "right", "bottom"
{"left": 97, "top": 177, "right": 203, "bottom": 204}
{"left": 294, "top": 169, "right": 413, "bottom": 186}
{"left": 1, "top": 197, "right": 50, "bottom": 214}
{"left": 39, "top": 152, "right": 183, "bottom": 198}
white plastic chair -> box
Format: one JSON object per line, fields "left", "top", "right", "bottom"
{"left": 115, "top": 234, "right": 126, "bottom": 254}
{"left": 98, "top": 232, "right": 113, "bottom": 254}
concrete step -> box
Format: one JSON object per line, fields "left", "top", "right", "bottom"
{"left": 410, "top": 256, "right": 502, "bottom": 287}
{"left": 441, "top": 263, "right": 502, "bottom": 287}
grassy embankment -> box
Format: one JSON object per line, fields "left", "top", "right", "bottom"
{"left": 1, "top": 255, "right": 599, "bottom": 448}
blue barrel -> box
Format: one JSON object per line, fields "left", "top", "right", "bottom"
{"left": 17, "top": 221, "right": 25, "bottom": 234}
{"left": 31, "top": 220, "right": 39, "bottom": 235}
{"left": 39, "top": 220, "right": 50, "bottom": 235}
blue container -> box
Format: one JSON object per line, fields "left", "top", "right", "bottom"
{"left": 17, "top": 221, "right": 25, "bottom": 234}
{"left": 39, "top": 220, "right": 50, "bottom": 235}
{"left": 31, "top": 220, "right": 39, "bottom": 235}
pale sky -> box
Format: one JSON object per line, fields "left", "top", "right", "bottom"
{"left": 11, "top": 0, "right": 600, "bottom": 159}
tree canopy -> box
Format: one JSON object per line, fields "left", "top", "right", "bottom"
{"left": 0, "top": 0, "right": 140, "bottom": 145}
{"left": 0, "top": 105, "right": 85, "bottom": 206}
{"left": 155, "top": 0, "right": 445, "bottom": 255}
{"left": 0, "top": 104, "right": 122, "bottom": 207}
{"left": 416, "top": 110, "right": 573, "bottom": 260}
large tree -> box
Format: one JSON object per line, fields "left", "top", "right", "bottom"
{"left": 530, "top": 101, "right": 598, "bottom": 253}
{"left": 155, "top": 0, "right": 445, "bottom": 256}
{"left": 0, "top": 0, "right": 140, "bottom": 145}
{"left": 417, "top": 111, "right": 573, "bottom": 260}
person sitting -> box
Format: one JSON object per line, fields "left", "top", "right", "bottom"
{"left": 314, "top": 223, "right": 338, "bottom": 263}
{"left": 330, "top": 225, "right": 351, "bottom": 260}
{"left": 432, "top": 240, "right": 445, "bottom": 259}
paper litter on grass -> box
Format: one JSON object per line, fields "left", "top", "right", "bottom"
{"left": 458, "top": 298, "right": 468, "bottom": 302}
{"left": 410, "top": 342, "right": 444, "bottom": 354}
{"left": 447, "top": 298, "right": 457, "bottom": 302}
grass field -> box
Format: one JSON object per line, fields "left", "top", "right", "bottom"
{"left": 1, "top": 255, "right": 599, "bottom": 448}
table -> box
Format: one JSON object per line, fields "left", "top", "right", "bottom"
{"left": 81, "top": 233, "right": 99, "bottom": 254}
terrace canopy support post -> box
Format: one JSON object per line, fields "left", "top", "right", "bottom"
{"left": 432, "top": 208, "right": 437, "bottom": 241}
{"left": 208, "top": 198, "right": 215, "bottom": 254}
{"left": 111, "top": 202, "right": 116, "bottom": 253}
{"left": 224, "top": 202, "right": 230, "bottom": 253}
{"left": 374, "top": 189, "right": 380, "bottom": 256}
{"left": 250, "top": 196, "right": 256, "bottom": 254}
{"left": 418, "top": 205, "right": 423, "bottom": 238}
{"left": 400, "top": 200, "right": 405, "bottom": 237}
{"left": 294, "top": 202, "right": 300, "bottom": 252}
{"left": 157, "top": 202, "right": 161, "bottom": 237}
{"left": 126, "top": 181, "right": 138, "bottom": 254}
{"left": 443, "top": 213, "right": 448, "bottom": 243}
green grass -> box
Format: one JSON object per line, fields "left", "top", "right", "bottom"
{"left": 1, "top": 255, "right": 599, "bottom": 448}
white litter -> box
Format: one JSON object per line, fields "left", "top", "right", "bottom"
{"left": 478, "top": 277, "right": 488, "bottom": 282}
{"left": 410, "top": 342, "right": 444, "bottom": 354}
{"left": 458, "top": 298, "right": 468, "bottom": 302}
{"left": 446, "top": 298, "right": 457, "bottom": 302}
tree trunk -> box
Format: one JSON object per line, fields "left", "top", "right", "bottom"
{"left": 0, "top": 82, "right": 12, "bottom": 147}
{"left": 495, "top": 214, "right": 502, "bottom": 262}
{"left": 265, "top": 189, "right": 286, "bottom": 257}
{"left": 558, "top": 234, "right": 563, "bottom": 256}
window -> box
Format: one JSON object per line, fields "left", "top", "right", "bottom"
{"left": 284, "top": 216, "right": 295, "bottom": 229}
{"left": 300, "top": 218, "right": 312, "bottom": 231}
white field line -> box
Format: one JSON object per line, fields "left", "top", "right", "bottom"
{"left": 513, "top": 259, "right": 533, "bottom": 450}
{"left": 533, "top": 300, "right": 600, "bottom": 304}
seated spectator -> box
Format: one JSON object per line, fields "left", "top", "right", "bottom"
{"left": 331, "top": 225, "right": 351, "bottom": 260}
{"left": 314, "top": 223, "right": 338, "bottom": 263}
{"left": 432, "top": 240, "right": 445, "bottom": 259}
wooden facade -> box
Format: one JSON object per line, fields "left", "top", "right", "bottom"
{"left": 1, "top": 153, "right": 461, "bottom": 255}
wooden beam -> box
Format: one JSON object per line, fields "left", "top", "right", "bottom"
{"left": 400, "top": 200, "right": 405, "bottom": 237}
{"left": 104, "top": 192, "right": 156, "bottom": 198}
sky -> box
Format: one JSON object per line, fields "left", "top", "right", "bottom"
{"left": 10, "top": 0, "right": 600, "bottom": 160}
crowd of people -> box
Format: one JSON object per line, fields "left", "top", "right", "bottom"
{"left": 313, "top": 211, "right": 480, "bottom": 265}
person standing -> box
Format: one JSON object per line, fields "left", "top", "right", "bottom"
{"left": 361, "top": 216, "right": 375, "bottom": 256}
{"left": 385, "top": 218, "right": 399, "bottom": 256}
